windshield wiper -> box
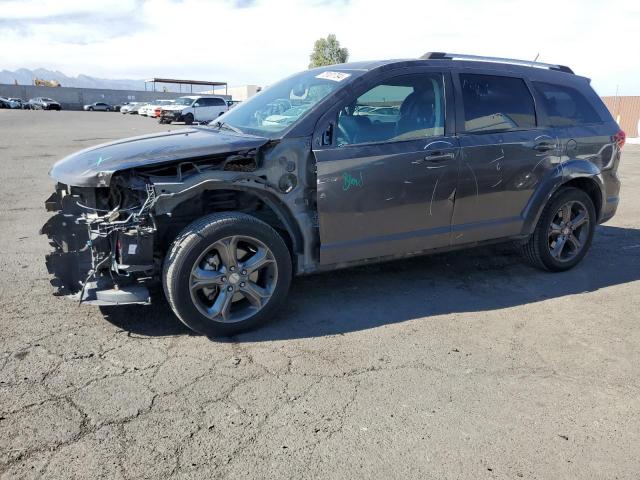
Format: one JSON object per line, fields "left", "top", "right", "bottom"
{"left": 212, "top": 120, "right": 243, "bottom": 134}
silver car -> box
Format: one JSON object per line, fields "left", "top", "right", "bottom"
{"left": 83, "top": 102, "right": 113, "bottom": 112}
{"left": 120, "top": 102, "right": 142, "bottom": 114}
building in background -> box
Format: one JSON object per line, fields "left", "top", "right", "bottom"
{"left": 602, "top": 96, "right": 640, "bottom": 138}
{"left": 209, "top": 84, "right": 262, "bottom": 102}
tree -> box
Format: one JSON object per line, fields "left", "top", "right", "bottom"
{"left": 308, "top": 34, "right": 349, "bottom": 69}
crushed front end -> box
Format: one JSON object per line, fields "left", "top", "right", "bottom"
{"left": 41, "top": 179, "right": 156, "bottom": 305}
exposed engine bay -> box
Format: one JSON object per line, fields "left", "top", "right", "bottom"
{"left": 41, "top": 130, "right": 317, "bottom": 306}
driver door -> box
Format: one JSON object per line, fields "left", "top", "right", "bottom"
{"left": 313, "top": 70, "right": 460, "bottom": 265}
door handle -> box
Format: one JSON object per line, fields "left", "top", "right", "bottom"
{"left": 533, "top": 141, "right": 557, "bottom": 152}
{"left": 424, "top": 151, "right": 455, "bottom": 162}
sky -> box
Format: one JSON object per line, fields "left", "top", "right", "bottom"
{"left": 1, "top": 0, "right": 638, "bottom": 96}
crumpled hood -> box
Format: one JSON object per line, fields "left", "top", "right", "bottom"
{"left": 49, "top": 127, "right": 269, "bottom": 187}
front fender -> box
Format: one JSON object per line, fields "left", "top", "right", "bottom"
{"left": 521, "top": 159, "right": 604, "bottom": 236}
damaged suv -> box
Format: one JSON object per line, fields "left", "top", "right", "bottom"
{"left": 42, "top": 52, "right": 624, "bottom": 336}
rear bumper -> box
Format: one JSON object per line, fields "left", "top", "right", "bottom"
{"left": 599, "top": 195, "right": 619, "bottom": 224}
{"left": 600, "top": 168, "right": 621, "bottom": 224}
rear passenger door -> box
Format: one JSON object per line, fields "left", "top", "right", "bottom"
{"left": 451, "top": 72, "right": 560, "bottom": 244}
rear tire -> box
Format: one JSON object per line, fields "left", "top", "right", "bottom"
{"left": 162, "top": 212, "right": 292, "bottom": 336}
{"left": 522, "top": 187, "right": 596, "bottom": 271}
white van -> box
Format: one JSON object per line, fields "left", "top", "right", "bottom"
{"left": 159, "top": 96, "right": 228, "bottom": 124}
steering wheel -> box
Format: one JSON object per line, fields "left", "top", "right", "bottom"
{"left": 336, "top": 104, "right": 358, "bottom": 145}
{"left": 337, "top": 121, "right": 352, "bottom": 145}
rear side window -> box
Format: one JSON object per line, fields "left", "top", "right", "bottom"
{"left": 211, "top": 98, "right": 226, "bottom": 106}
{"left": 459, "top": 74, "right": 536, "bottom": 133}
{"left": 532, "top": 81, "right": 602, "bottom": 127}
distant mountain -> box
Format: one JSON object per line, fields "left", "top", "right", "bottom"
{"left": 0, "top": 68, "right": 146, "bottom": 90}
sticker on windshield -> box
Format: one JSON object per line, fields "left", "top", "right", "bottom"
{"left": 315, "top": 71, "right": 351, "bottom": 82}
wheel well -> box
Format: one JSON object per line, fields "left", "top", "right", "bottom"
{"left": 560, "top": 178, "right": 603, "bottom": 220}
{"left": 156, "top": 188, "right": 299, "bottom": 257}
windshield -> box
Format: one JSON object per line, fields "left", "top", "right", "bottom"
{"left": 212, "top": 68, "right": 361, "bottom": 136}
{"left": 174, "top": 97, "right": 194, "bottom": 106}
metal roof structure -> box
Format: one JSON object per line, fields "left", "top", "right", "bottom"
{"left": 420, "top": 52, "right": 574, "bottom": 74}
{"left": 144, "top": 78, "right": 228, "bottom": 94}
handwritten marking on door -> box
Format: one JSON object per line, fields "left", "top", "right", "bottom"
{"left": 342, "top": 172, "right": 363, "bottom": 191}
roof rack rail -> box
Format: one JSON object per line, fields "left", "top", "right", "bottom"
{"left": 420, "top": 52, "right": 574, "bottom": 74}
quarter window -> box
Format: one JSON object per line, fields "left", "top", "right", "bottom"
{"left": 532, "top": 81, "right": 602, "bottom": 127}
{"left": 459, "top": 74, "right": 536, "bottom": 133}
{"left": 336, "top": 73, "right": 445, "bottom": 145}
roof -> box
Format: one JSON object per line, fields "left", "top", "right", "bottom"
{"left": 144, "top": 78, "right": 227, "bottom": 87}
{"left": 317, "top": 55, "right": 582, "bottom": 80}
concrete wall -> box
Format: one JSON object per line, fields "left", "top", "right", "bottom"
{"left": 0, "top": 84, "right": 230, "bottom": 110}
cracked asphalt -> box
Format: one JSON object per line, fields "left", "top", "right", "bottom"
{"left": 1, "top": 110, "right": 639, "bottom": 479}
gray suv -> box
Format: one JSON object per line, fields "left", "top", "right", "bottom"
{"left": 42, "top": 52, "right": 625, "bottom": 336}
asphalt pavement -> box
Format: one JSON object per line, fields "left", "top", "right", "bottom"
{"left": 1, "top": 110, "right": 639, "bottom": 479}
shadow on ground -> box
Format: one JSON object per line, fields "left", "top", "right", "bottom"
{"left": 101, "top": 225, "right": 640, "bottom": 341}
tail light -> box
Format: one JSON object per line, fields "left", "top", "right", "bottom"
{"left": 613, "top": 130, "right": 626, "bottom": 149}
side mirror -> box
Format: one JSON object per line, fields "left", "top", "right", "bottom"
{"left": 193, "top": 103, "right": 200, "bottom": 108}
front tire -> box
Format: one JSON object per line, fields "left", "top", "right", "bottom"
{"left": 523, "top": 187, "right": 596, "bottom": 271}
{"left": 162, "top": 213, "right": 292, "bottom": 336}
{"left": 183, "top": 113, "right": 194, "bottom": 125}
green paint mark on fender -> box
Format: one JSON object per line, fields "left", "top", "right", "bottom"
{"left": 96, "top": 156, "right": 111, "bottom": 166}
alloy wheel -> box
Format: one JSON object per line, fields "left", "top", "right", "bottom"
{"left": 547, "top": 200, "right": 590, "bottom": 262}
{"left": 189, "top": 235, "right": 278, "bottom": 323}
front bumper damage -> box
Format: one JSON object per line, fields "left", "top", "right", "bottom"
{"left": 40, "top": 183, "right": 155, "bottom": 305}
{"left": 159, "top": 110, "right": 182, "bottom": 123}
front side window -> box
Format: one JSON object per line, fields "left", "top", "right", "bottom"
{"left": 460, "top": 74, "right": 536, "bottom": 133}
{"left": 532, "top": 81, "right": 602, "bottom": 127}
{"left": 337, "top": 73, "right": 445, "bottom": 145}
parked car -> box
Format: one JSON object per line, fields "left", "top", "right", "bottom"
{"left": 158, "top": 95, "right": 228, "bottom": 124}
{"left": 0, "top": 97, "right": 13, "bottom": 108}
{"left": 28, "top": 97, "right": 62, "bottom": 110}
{"left": 354, "top": 105, "right": 400, "bottom": 123}
{"left": 139, "top": 100, "right": 174, "bottom": 117}
{"left": 129, "top": 102, "right": 148, "bottom": 115}
{"left": 120, "top": 102, "right": 142, "bottom": 114}
{"left": 42, "top": 52, "right": 624, "bottom": 336}
{"left": 83, "top": 102, "right": 113, "bottom": 112}
{"left": 153, "top": 100, "right": 176, "bottom": 118}
{"left": 8, "top": 98, "right": 27, "bottom": 109}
